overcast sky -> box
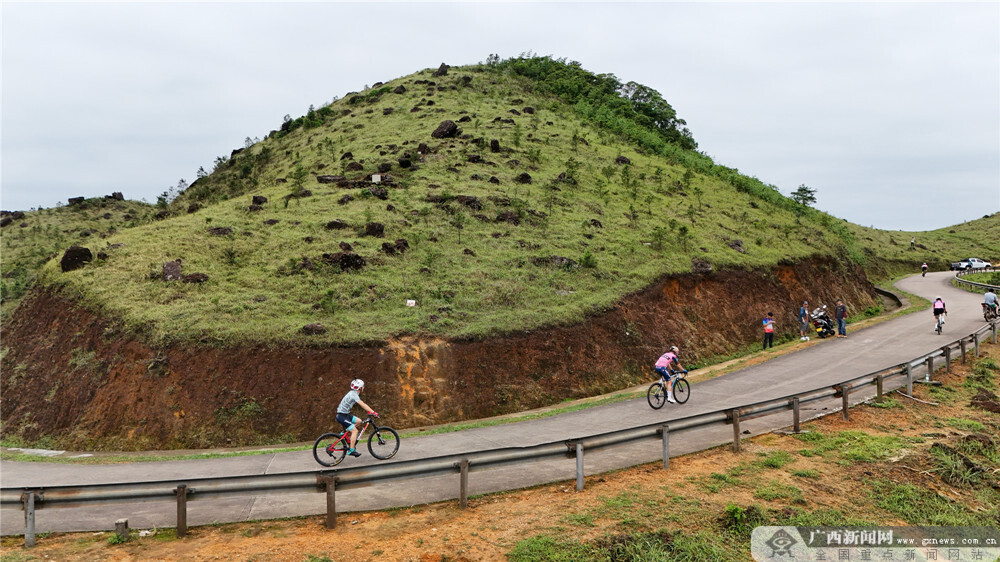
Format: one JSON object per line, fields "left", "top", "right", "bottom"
{"left": 2, "top": 2, "right": 998, "bottom": 232}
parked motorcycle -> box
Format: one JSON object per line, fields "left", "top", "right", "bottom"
{"left": 984, "top": 303, "right": 999, "bottom": 322}
{"left": 811, "top": 306, "right": 836, "bottom": 338}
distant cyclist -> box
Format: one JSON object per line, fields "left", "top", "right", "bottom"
{"left": 337, "top": 379, "right": 378, "bottom": 458}
{"left": 654, "top": 346, "right": 688, "bottom": 404}
{"left": 921, "top": 263, "right": 928, "bottom": 277}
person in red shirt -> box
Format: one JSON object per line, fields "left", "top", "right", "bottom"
{"left": 762, "top": 312, "right": 775, "bottom": 350}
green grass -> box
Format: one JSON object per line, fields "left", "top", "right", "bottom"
{"left": 790, "top": 468, "right": 821, "bottom": 478}
{"left": 508, "top": 529, "right": 739, "bottom": 562}
{"left": 962, "top": 271, "right": 1000, "bottom": 286}
{"left": 691, "top": 471, "right": 742, "bottom": 493}
{"left": 562, "top": 512, "right": 595, "bottom": 527}
{"left": 965, "top": 358, "right": 999, "bottom": 393}
{"left": 753, "top": 480, "right": 805, "bottom": 503}
{"left": 794, "top": 429, "right": 906, "bottom": 463}
{"left": 5, "top": 58, "right": 994, "bottom": 348}
{"left": 756, "top": 450, "right": 794, "bottom": 469}
{"left": 868, "top": 480, "right": 999, "bottom": 526}
{"left": 0, "top": 198, "right": 157, "bottom": 319}
{"left": 507, "top": 535, "right": 597, "bottom": 562}
{"left": 945, "top": 417, "right": 986, "bottom": 431}
{"left": 869, "top": 397, "right": 901, "bottom": 409}
{"left": 929, "top": 445, "right": 986, "bottom": 488}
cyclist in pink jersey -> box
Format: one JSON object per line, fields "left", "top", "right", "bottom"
{"left": 654, "top": 346, "right": 688, "bottom": 404}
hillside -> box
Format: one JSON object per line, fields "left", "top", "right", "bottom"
{"left": 1, "top": 56, "right": 997, "bottom": 449}
{"left": 8, "top": 57, "right": 996, "bottom": 346}
{"left": 0, "top": 197, "right": 157, "bottom": 316}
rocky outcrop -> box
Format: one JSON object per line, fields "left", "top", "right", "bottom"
{"left": 60, "top": 245, "right": 92, "bottom": 272}
{"left": 431, "top": 120, "right": 460, "bottom": 139}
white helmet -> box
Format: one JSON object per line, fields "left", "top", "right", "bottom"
{"left": 669, "top": 345, "right": 679, "bottom": 352}
{"left": 350, "top": 379, "right": 365, "bottom": 391}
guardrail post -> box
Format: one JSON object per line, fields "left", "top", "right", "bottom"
{"left": 943, "top": 347, "right": 952, "bottom": 373}
{"left": 792, "top": 397, "right": 800, "bottom": 433}
{"left": 974, "top": 333, "right": 980, "bottom": 357}
{"left": 876, "top": 375, "right": 884, "bottom": 402}
{"left": 459, "top": 459, "right": 470, "bottom": 508}
{"left": 660, "top": 425, "right": 670, "bottom": 470}
{"left": 960, "top": 339, "right": 967, "bottom": 364}
{"left": 174, "top": 484, "right": 188, "bottom": 538}
{"left": 731, "top": 409, "right": 741, "bottom": 453}
{"left": 924, "top": 357, "right": 934, "bottom": 382}
{"left": 115, "top": 519, "right": 129, "bottom": 543}
{"left": 322, "top": 476, "right": 338, "bottom": 529}
{"left": 22, "top": 491, "right": 36, "bottom": 548}
{"left": 993, "top": 322, "right": 998, "bottom": 344}
{"left": 575, "top": 443, "right": 584, "bottom": 491}
{"left": 841, "top": 385, "right": 850, "bottom": 421}
{"left": 905, "top": 363, "right": 912, "bottom": 395}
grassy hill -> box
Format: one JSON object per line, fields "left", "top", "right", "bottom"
{"left": 4, "top": 57, "right": 997, "bottom": 346}
{"left": 1, "top": 197, "right": 157, "bottom": 313}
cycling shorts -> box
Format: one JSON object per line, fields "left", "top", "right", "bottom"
{"left": 933, "top": 308, "right": 945, "bottom": 317}
{"left": 654, "top": 366, "right": 675, "bottom": 380}
{"left": 336, "top": 413, "right": 359, "bottom": 431}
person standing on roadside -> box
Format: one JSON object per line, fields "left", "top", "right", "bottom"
{"left": 798, "top": 301, "right": 810, "bottom": 341}
{"left": 834, "top": 299, "right": 848, "bottom": 338}
{"left": 762, "top": 312, "right": 776, "bottom": 350}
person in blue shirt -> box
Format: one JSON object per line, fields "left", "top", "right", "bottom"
{"left": 799, "top": 301, "right": 810, "bottom": 341}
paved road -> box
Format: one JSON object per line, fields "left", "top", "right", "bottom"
{"left": 0, "top": 271, "right": 992, "bottom": 534}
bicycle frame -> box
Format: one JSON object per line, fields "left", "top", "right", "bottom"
{"left": 658, "top": 369, "right": 685, "bottom": 388}
{"left": 338, "top": 416, "right": 374, "bottom": 447}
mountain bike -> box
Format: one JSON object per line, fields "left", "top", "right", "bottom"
{"left": 312, "top": 414, "right": 400, "bottom": 467}
{"left": 647, "top": 370, "right": 690, "bottom": 409}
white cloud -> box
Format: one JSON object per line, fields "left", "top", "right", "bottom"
{"left": 2, "top": 2, "right": 997, "bottom": 230}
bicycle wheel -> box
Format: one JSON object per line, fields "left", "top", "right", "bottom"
{"left": 313, "top": 432, "right": 348, "bottom": 467}
{"left": 647, "top": 382, "right": 666, "bottom": 409}
{"left": 673, "top": 378, "right": 691, "bottom": 404}
{"left": 368, "top": 426, "right": 400, "bottom": 460}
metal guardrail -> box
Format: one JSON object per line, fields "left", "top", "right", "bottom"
{"left": 3, "top": 322, "right": 998, "bottom": 545}
{"left": 953, "top": 268, "right": 1000, "bottom": 293}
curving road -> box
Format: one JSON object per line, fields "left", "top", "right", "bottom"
{"left": 0, "top": 271, "right": 992, "bottom": 534}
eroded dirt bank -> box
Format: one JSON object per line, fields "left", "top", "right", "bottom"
{"left": 0, "top": 256, "right": 877, "bottom": 449}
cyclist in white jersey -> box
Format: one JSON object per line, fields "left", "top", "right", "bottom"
{"left": 337, "top": 379, "right": 377, "bottom": 457}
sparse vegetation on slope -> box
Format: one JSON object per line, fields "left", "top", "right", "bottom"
{"left": 7, "top": 57, "right": 989, "bottom": 347}
{"left": 1, "top": 197, "right": 157, "bottom": 317}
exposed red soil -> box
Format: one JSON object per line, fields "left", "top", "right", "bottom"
{"left": 0, "top": 256, "right": 877, "bottom": 449}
